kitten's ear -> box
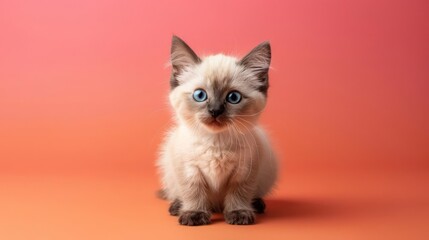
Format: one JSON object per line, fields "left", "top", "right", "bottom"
{"left": 239, "top": 42, "right": 271, "bottom": 93}
{"left": 171, "top": 36, "right": 201, "bottom": 76}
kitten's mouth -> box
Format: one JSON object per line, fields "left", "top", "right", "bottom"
{"left": 201, "top": 117, "right": 227, "bottom": 130}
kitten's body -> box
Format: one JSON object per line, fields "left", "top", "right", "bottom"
{"left": 159, "top": 123, "right": 277, "bottom": 210}
{"left": 157, "top": 37, "right": 278, "bottom": 225}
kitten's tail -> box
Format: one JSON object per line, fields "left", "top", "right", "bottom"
{"left": 156, "top": 189, "right": 168, "bottom": 200}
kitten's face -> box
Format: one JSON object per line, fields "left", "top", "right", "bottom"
{"left": 169, "top": 36, "right": 271, "bottom": 133}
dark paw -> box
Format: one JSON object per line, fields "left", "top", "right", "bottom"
{"left": 252, "top": 198, "right": 266, "bottom": 214}
{"left": 225, "top": 210, "right": 255, "bottom": 225}
{"left": 169, "top": 199, "right": 182, "bottom": 216}
{"left": 178, "top": 211, "right": 211, "bottom": 226}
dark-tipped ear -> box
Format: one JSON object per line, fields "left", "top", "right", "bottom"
{"left": 171, "top": 35, "right": 201, "bottom": 76}
{"left": 239, "top": 42, "right": 271, "bottom": 94}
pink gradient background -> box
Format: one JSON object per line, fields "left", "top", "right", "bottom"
{"left": 0, "top": 0, "right": 428, "bottom": 239}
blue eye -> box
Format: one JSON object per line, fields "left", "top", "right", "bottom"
{"left": 193, "top": 89, "right": 207, "bottom": 102}
{"left": 226, "top": 91, "right": 242, "bottom": 104}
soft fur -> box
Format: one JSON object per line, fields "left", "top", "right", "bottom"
{"left": 157, "top": 36, "right": 278, "bottom": 226}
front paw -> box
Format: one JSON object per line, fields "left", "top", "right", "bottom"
{"left": 178, "top": 211, "right": 211, "bottom": 226}
{"left": 225, "top": 209, "right": 255, "bottom": 225}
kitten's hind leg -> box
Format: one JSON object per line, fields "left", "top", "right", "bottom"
{"left": 251, "top": 198, "right": 266, "bottom": 214}
{"left": 169, "top": 199, "right": 182, "bottom": 216}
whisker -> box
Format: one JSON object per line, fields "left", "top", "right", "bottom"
{"left": 233, "top": 108, "right": 266, "bottom": 117}
{"left": 234, "top": 120, "right": 254, "bottom": 180}
{"left": 235, "top": 119, "right": 260, "bottom": 180}
{"left": 230, "top": 121, "right": 244, "bottom": 176}
{"left": 233, "top": 123, "right": 247, "bottom": 177}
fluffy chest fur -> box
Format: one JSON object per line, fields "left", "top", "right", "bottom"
{"left": 193, "top": 142, "right": 236, "bottom": 191}
{"left": 177, "top": 126, "right": 254, "bottom": 192}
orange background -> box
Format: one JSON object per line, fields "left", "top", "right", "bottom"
{"left": 1, "top": 0, "right": 429, "bottom": 239}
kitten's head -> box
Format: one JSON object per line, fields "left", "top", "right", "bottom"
{"left": 169, "top": 36, "right": 271, "bottom": 133}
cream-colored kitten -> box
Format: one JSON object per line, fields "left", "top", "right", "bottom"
{"left": 157, "top": 36, "right": 278, "bottom": 226}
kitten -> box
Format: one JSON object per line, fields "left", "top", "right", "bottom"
{"left": 157, "top": 36, "right": 278, "bottom": 226}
